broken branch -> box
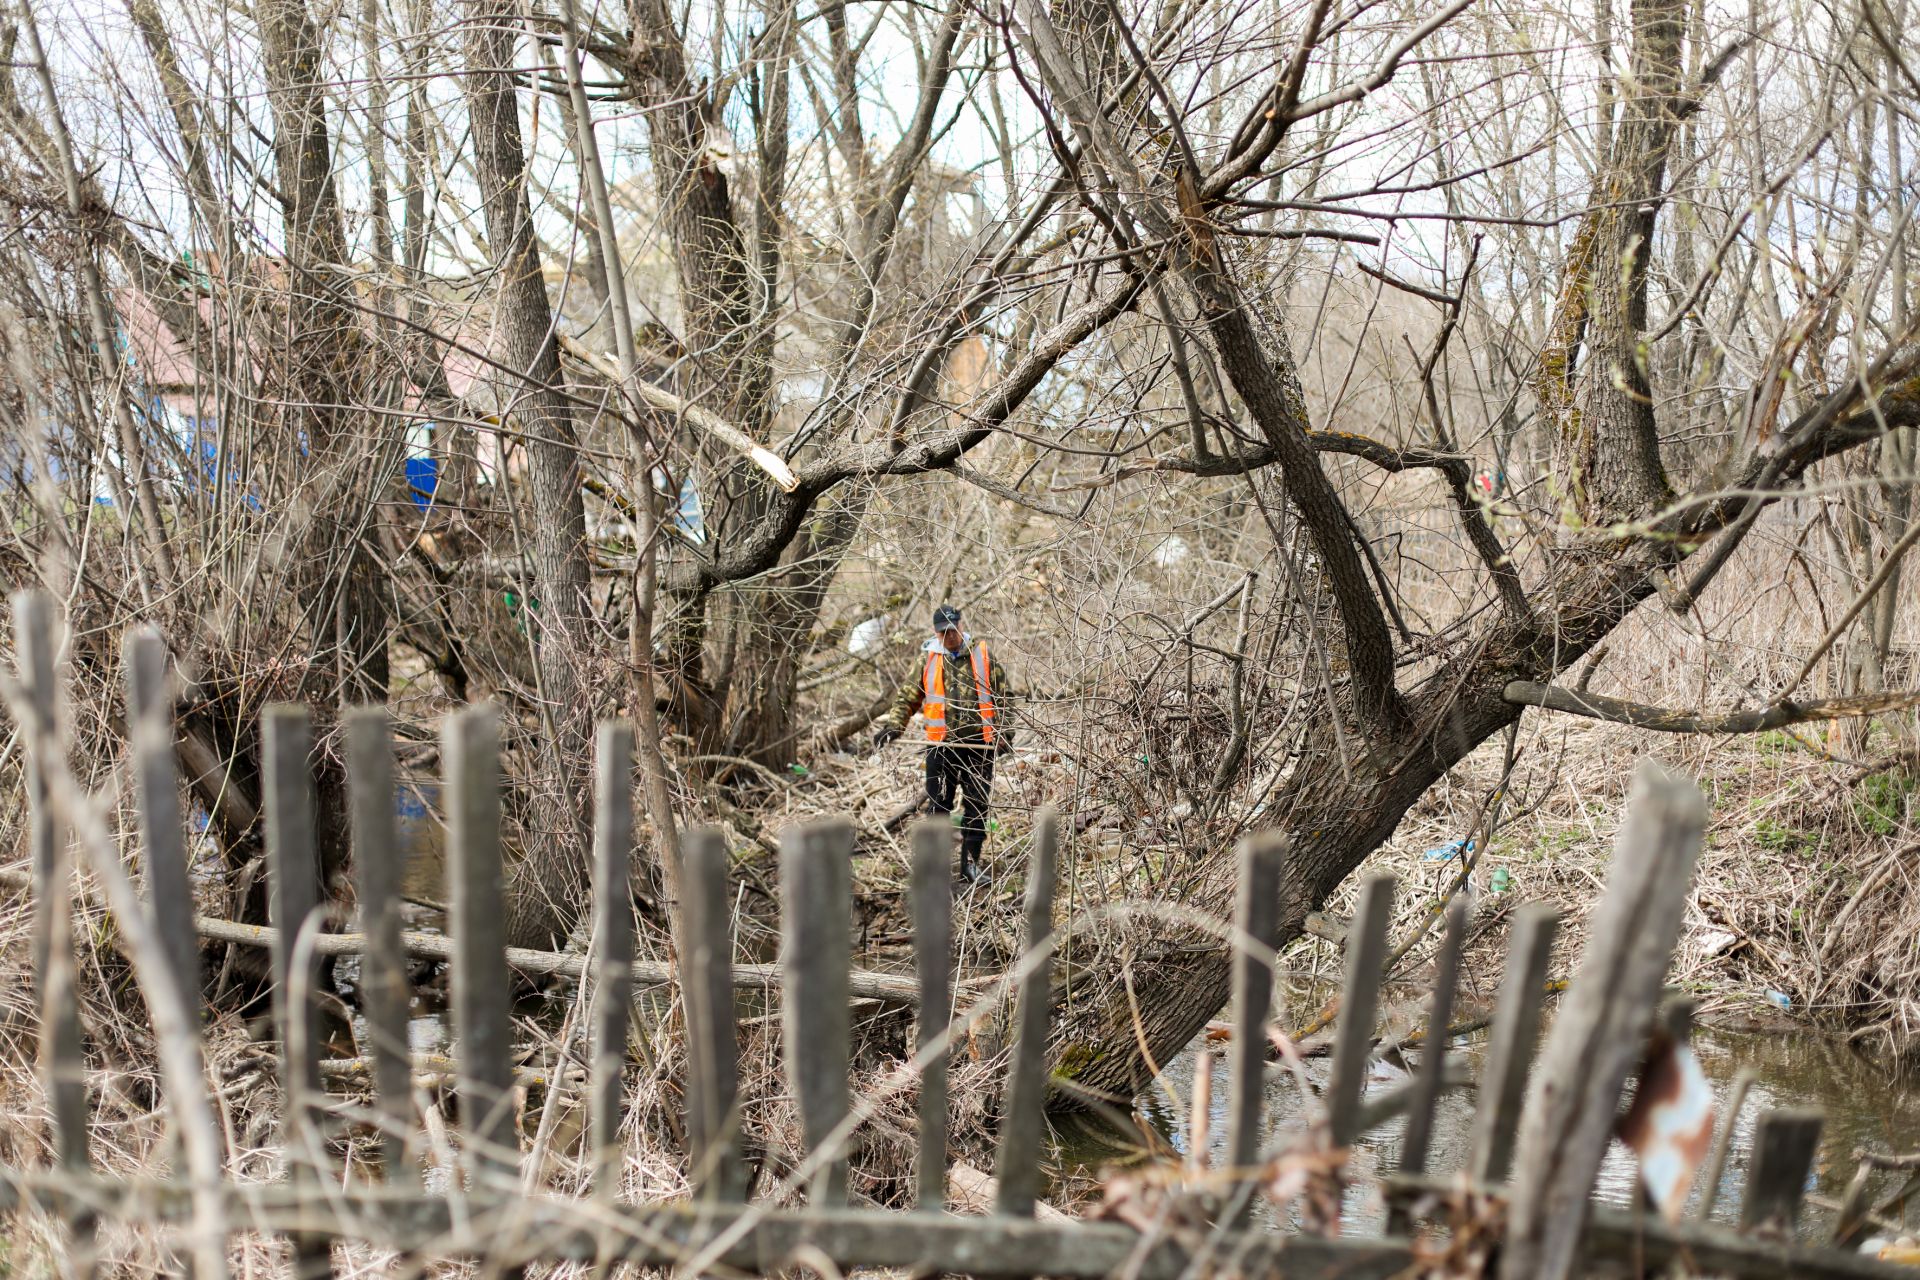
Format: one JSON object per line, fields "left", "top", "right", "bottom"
{"left": 1503, "top": 682, "right": 1920, "bottom": 734}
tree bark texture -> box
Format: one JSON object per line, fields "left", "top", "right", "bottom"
{"left": 464, "top": 4, "right": 599, "bottom": 946}
{"left": 1021, "top": 0, "right": 1722, "bottom": 1107}
{"left": 1049, "top": 542, "right": 1674, "bottom": 1105}
{"left": 1545, "top": 0, "right": 1685, "bottom": 526}
{"left": 258, "top": 0, "right": 391, "bottom": 705}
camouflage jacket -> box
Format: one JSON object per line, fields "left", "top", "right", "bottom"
{"left": 884, "top": 637, "right": 1014, "bottom": 746}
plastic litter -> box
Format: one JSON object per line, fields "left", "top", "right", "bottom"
{"left": 848, "top": 617, "right": 886, "bottom": 655}
{"left": 1423, "top": 837, "right": 1474, "bottom": 862}
{"left": 1764, "top": 989, "right": 1792, "bottom": 1011}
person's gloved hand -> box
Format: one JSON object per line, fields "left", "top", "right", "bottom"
{"left": 994, "top": 729, "right": 1016, "bottom": 757}
{"left": 872, "top": 725, "right": 900, "bottom": 751}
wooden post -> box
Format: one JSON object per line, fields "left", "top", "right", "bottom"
{"left": 1466, "top": 901, "right": 1560, "bottom": 1187}
{"left": 680, "top": 825, "right": 743, "bottom": 1202}
{"left": 1740, "top": 1109, "right": 1824, "bottom": 1235}
{"left": 1388, "top": 896, "right": 1468, "bottom": 1234}
{"left": 263, "top": 704, "right": 331, "bottom": 1279}
{"left": 995, "top": 807, "right": 1059, "bottom": 1218}
{"left": 1326, "top": 875, "right": 1395, "bottom": 1148}
{"left": 590, "top": 723, "right": 637, "bottom": 1201}
{"left": 125, "top": 628, "right": 201, "bottom": 1023}
{"left": 1501, "top": 761, "right": 1706, "bottom": 1280}
{"left": 910, "top": 820, "right": 955, "bottom": 1213}
{"left": 445, "top": 705, "right": 519, "bottom": 1189}
{"left": 780, "top": 819, "right": 853, "bottom": 1206}
{"left": 345, "top": 706, "right": 416, "bottom": 1187}
{"left": 12, "top": 593, "right": 90, "bottom": 1181}
{"left": 1226, "top": 833, "right": 1285, "bottom": 1218}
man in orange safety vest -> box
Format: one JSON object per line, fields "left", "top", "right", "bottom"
{"left": 873, "top": 603, "right": 1015, "bottom": 884}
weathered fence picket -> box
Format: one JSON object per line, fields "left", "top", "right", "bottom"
{"left": 126, "top": 629, "right": 200, "bottom": 1034}
{"left": 588, "top": 722, "right": 637, "bottom": 1201}
{"left": 994, "top": 804, "right": 1059, "bottom": 1218}
{"left": 680, "top": 824, "right": 742, "bottom": 1202}
{"left": 780, "top": 819, "right": 853, "bottom": 1206}
{"left": 1467, "top": 899, "right": 1560, "bottom": 1186}
{"left": 1226, "top": 832, "right": 1284, "bottom": 1218}
{"left": 1326, "top": 873, "right": 1393, "bottom": 1149}
{"left": 262, "top": 705, "right": 331, "bottom": 1280}
{"left": 1742, "top": 1109, "right": 1826, "bottom": 1235}
{"left": 6, "top": 592, "right": 1917, "bottom": 1280}
{"left": 445, "top": 704, "right": 518, "bottom": 1189}
{"left": 1387, "top": 894, "right": 1467, "bottom": 1235}
{"left": 910, "top": 819, "right": 955, "bottom": 1213}
{"left": 15, "top": 593, "right": 88, "bottom": 1182}
{"left": 345, "top": 707, "right": 416, "bottom": 1188}
{"left": 1503, "top": 758, "right": 1709, "bottom": 1280}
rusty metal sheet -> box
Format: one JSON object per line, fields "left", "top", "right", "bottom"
{"left": 1617, "top": 1036, "right": 1717, "bottom": 1223}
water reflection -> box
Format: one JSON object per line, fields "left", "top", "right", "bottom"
{"left": 1052, "top": 1005, "right": 1920, "bottom": 1239}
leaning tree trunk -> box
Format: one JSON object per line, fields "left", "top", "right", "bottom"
{"left": 1047, "top": 541, "right": 1678, "bottom": 1104}
{"left": 1038, "top": 0, "right": 1697, "bottom": 1106}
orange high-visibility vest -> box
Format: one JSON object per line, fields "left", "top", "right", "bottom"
{"left": 922, "top": 642, "right": 994, "bottom": 743}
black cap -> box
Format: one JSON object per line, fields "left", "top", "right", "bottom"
{"left": 932, "top": 603, "right": 962, "bottom": 631}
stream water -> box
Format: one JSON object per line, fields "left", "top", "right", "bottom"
{"left": 1051, "top": 1004, "right": 1920, "bottom": 1240}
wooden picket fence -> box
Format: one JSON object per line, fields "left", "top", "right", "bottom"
{"left": 4, "top": 588, "right": 1918, "bottom": 1279}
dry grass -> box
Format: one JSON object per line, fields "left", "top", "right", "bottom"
{"left": 1313, "top": 708, "right": 1920, "bottom": 1057}
{"left": 1, "top": 479, "right": 1916, "bottom": 1274}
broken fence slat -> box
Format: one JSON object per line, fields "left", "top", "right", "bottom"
{"left": 445, "top": 704, "right": 519, "bottom": 1189}
{"left": 589, "top": 722, "right": 637, "bottom": 1200}
{"left": 1741, "top": 1108, "right": 1824, "bottom": 1234}
{"left": 995, "top": 806, "right": 1060, "bottom": 1218}
{"left": 781, "top": 818, "right": 853, "bottom": 1206}
{"left": 1698, "top": 1066, "right": 1760, "bottom": 1221}
{"left": 1227, "top": 832, "right": 1285, "bottom": 1218}
{"left": 345, "top": 707, "right": 417, "bottom": 1189}
{"left": 1501, "top": 759, "right": 1708, "bottom": 1280}
{"left": 13, "top": 591, "right": 89, "bottom": 1181}
{"left": 1387, "top": 895, "right": 1468, "bottom": 1235}
{"left": 1466, "top": 900, "right": 1560, "bottom": 1187}
{"left": 1833, "top": 1159, "right": 1876, "bottom": 1249}
{"left": 1326, "top": 874, "right": 1395, "bottom": 1149}
{"left": 681, "top": 823, "right": 743, "bottom": 1202}
{"left": 262, "top": 704, "right": 331, "bottom": 1280}
{"left": 910, "top": 820, "right": 954, "bottom": 1213}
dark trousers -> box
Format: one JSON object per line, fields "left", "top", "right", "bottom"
{"left": 925, "top": 744, "right": 995, "bottom": 867}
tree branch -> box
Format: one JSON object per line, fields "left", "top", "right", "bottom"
{"left": 1048, "top": 431, "right": 1468, "bottom": 490}
{"left": 707, "top": 276, "right": 1145, "bottom": 584}
{"left": 1503, "top": 682, "right": 1920, "bottom": 734}
{"left": 1012, "top": 0, "right": 1401, "bottom": 731}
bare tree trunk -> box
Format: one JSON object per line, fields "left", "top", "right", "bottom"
{"left": 463, "top": 2, "right": 598, "bottom": 945}
{"left": 1547, "top": 0, "right": 1685, "bottom": 525}
{"left": 258, "top": 0, "right": 390, "bottom": 705}
{"left": 556, "top": 0, "right": 682, "bottom": 901}
{"left": 1031, "top": 0, "right": 1702, "bottom": 1105}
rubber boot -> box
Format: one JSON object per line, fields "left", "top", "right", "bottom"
{"left": 959, "top": 841, "right": 986, "bottom": 885}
